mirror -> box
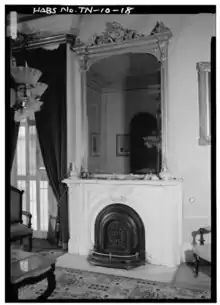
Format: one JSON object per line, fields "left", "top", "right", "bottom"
{"left": 86, "top": 53, "right": 162, "bottom": 175}
{"left": 197, "top": 62, "right": 211, "bottom": 145}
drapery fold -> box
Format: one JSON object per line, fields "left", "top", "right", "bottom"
{"left": 10, "top": 108, "right": 20, "bottom": 172}
{"left": 10, "top": 70, "right": 20, "bottom": 172}
{"left": 24, "top": 44, "right": 69, "bottom": 249}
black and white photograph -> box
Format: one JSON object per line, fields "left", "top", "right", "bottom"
{"left": 6, "top": 5, "right": 216, "bottom": 302}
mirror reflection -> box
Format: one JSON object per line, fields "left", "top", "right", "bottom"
{"left": 86, "top": 53, "right": 161, "bottom": 175}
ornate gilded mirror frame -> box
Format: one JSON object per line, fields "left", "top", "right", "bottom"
{"left": 71, "top": 21, "right": 173, "bottom": 175}
{"left": 196, "top": 62, "right": 211, "bottom": 145}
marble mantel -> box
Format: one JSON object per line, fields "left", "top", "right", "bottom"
{"left": 63, "top": 177, "right": 183, "bottom": 267}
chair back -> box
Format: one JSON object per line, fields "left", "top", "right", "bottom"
{"left": 10, "top": 186, "right": 23, "bottom": 224}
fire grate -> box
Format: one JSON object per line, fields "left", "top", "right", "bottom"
{"left": 88, "top": 203, "right": 146, "bottom": 269}
{"left": 88, "top": 250, "right": 146, "bottom": 270}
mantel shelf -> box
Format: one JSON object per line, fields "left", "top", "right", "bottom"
{"left": 62, "top": 177, "right": 182, "bottom": 186}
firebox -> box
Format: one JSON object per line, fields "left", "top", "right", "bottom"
{"left": 88, "top": 203, "right": 146, "bottom": 269}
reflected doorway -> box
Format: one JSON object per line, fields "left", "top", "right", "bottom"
{"left": 130, "top": 112, "right": 161, "bottom": 174}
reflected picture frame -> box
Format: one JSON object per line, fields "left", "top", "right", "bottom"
{"left": 91, "top": 133, "right": 100, "bottom": 157}
{"left": 116, "top": 134, "right": 130, "bottom": 156}
{"left": 196, "top": 61, "right": 211, "bottom": 145}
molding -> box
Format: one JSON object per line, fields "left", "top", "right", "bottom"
{"left": 11, "top": 33, "right": 75, "bottom": 51}
{"left": 199, "top": 135, "right": 211, "bottom": 146}
{"left": 197, "top": 61, "right": 211, "bottom": 146}
{"left": 72, "top": 32, "right": 171, "bottom": 65}
{"left": 62, "top": 177, "right": 182, "bottom": 186}
{"left": 74, "top": 21, "right": 171, "bottom": 49}
{"left": 71, "top": 22, "right": 172, "bottom": 66}
{"left": 196, "top": 61, "right": 211, "bottom": 73}
{"left": 7, "top": 14, "right": 80, "bottom": 49}
{"left": 74, "top": 21, "right": 145, "bottom": 48}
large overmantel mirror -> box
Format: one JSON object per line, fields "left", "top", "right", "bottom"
{"left": 71, "top": 21, "right": 173, "bottom": 179}
{"left": 196, "top": 62, "right": 211, "bottom": 145}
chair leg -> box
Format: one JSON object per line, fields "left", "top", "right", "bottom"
{"left": 20, "top": 238, "right": 24, "bottom": 250}
{"left": 193, "top": 253, "right": 199, "bottom": 277}
{"left": 28, "top": 235, "right": 33, "bottom": 252}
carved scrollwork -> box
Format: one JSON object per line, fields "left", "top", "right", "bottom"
{"left": 79, "top": 58, "right": 89, "bottom": 72}
{"left": 78, "top": 50, "right": 90, "bottom": 72}
{"left": 154, "top": 39, "right": 168, "bottom": 63}
{"left": 150, "top": 21, "right": 171, "bottom": 62}
{"left": 150, "top": 21, "right": 171, "bottom": 36}
{"left": 150, "top": 45, "right": 161, "bottom": 61}
{"left": 109, "top": 187, "right": 133, "bottom": 203}
{"left": 74, "top": 21, "right": 146, "bottom": 48}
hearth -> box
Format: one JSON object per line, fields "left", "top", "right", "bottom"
{"left": 88, "top": 203, "right": 146, "bottom": 269}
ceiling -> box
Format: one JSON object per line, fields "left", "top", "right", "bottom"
{"left": 89, "top": 53, "right": 161, "bottom": 89}
{"left": 6, "top": 13, "right": 47, "bottom": 25}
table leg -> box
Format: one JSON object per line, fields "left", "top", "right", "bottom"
{"left": 37, "top": 264, "right": 56, "bottom": 300}
{"left": 193, "top": 253, "right": 200, "bottom": 277}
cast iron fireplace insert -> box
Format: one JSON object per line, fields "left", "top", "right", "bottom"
{"left": 88, "top": 203, "right": 146, "bottom": 269}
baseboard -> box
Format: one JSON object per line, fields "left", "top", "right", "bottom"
{"left": 181, "top": 242, "right": 194, "bottom": 263}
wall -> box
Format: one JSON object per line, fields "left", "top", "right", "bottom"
{"left": 101, "top": 89, "right": 158, "bottom": 173}
{"left": 166, "top": 14, "right": 214, "bottom": 252}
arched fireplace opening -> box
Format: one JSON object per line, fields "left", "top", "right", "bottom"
{"left": 88, "top": 203, "right": 146, "bottom": 269}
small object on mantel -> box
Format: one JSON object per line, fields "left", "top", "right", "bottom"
{"left": 150, "top": 174, "right": 160, "bottom": 181}
{"left": 80, "top": 166, "right": 90, "bottom": 179}
{"left": 144, "top": 173, "right": 160, "bottom": 181}
{"left": 144, "top": 174, "right": 152, "bottom": 180}
{"left": 159, "top": 166, "right": 172, "bottom": 181}
{"left": 69, "top": 162, "right": 79, "bottom": 179}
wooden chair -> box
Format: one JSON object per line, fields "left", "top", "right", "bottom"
{"left": 191, "top": 226, "right": 211, "bottom": 277}
{"left": 10, "top": 186, "right": 33, "bottom": 251}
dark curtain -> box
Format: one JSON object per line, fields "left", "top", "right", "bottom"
{"left": 9, "top": 68, "right": 20, "bottom": 172}
{"left": 10, "top": 108, "right": 19, "bottom": 172}
{"left": 25, "top": 45, "right": 69, "bottom": 250}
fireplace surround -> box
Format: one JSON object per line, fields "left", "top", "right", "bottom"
{"left": 63, "top": 178, "right": 183, "bottom": 268}
{"left": 88, "top": 203, "right": 145, "bottom": 269}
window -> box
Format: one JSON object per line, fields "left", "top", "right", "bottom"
{"left": 12, "top": 118, "right": 51, "bottom": 238}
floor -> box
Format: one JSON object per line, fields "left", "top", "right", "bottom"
{"left": 13, "top": 238, "right": 211, "bottom": 292}
{"left": 56, "top": 253, "right": 177, "bottom": 283}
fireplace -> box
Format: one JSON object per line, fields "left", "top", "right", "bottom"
{"left": 88, "top": 203, "right": 145, "bottom": 269}
{"left": 63, "top": 178, "right": 183, "bottom": 267}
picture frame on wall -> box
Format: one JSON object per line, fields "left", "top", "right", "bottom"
{"left": 116, "top": 134, "right": 130, "bottom": 156}
{"left": 91, "top": 133, "right": 100, "bottom": 157}
{"left": 196, "top": 61, "right": 211, "bottom": 145}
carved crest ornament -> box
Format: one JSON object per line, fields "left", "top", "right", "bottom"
{"left": 74, "top": 21, "right": 171, "bottom": 48}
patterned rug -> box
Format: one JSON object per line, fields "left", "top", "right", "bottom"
{"left": 19, "top": 266, "right": 211, "bottom": 300}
